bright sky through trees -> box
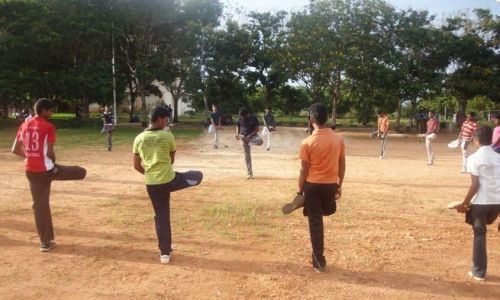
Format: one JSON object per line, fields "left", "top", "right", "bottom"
{"left": 223, "top": 0, "right": 500, "bottom": 15}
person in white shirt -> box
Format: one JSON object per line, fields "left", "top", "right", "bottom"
{"left": 455, "top": 126, "right": 500, "bottom": 281}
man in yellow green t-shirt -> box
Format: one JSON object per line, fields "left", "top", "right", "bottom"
{"left": 133, "top": 106, "right": 203, "bottom": 264}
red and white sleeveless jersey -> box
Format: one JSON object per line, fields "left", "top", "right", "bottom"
{"left": 16, "top": 117, "right": 56, "bottom": 172}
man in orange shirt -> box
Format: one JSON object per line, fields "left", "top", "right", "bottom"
{"left": 377, "top": 111, "right": 389, "bottom": 159}
{"left": 282, "top": 103, "right": 346, "bottom": 272}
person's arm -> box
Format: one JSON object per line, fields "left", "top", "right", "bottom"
{"left": 336, "top": 156, "right": 346, "bottom": 199}
{"left": 11, "top": 139, "right": 25, "bottom": 158}
{"left": 456, "top": 174, "right": 480, "bottom": 213}
{"left": 170, "top": 151, "right": 176, "bottom": 165}
{"left": 492, "top": 129, "right": 500, "bottom": 145}
{"left": 217, "top": 115, "right": 221, "bottom": 127}
{"left": 298, "top": 160, "right": 309, "bottom": 194}
{"left": 133, "top": 154, "right": 144, "bottom": 174}
{"left": 46, "top": 142, "right": 56, "bottom": 163}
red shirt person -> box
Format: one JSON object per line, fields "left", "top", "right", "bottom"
{"left": 424, "top": 111, "right": 439, "bottom": 165}
{"left": 458, "top": 112, "right": 478, "bottom": 173}
{"left": 12, "top": 99, "right": 86, "bottom": 252}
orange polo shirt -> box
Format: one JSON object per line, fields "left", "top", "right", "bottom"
{"left": 299, "top": 128, "right": 345, "bottom": 184}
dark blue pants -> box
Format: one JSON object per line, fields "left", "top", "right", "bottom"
{"left": 146, "top": 171, "right": 203, "bottom": 255}
{"left": 469, "top": 204, "right": 500, "bottom": 278}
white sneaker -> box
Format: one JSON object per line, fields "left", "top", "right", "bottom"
{"left": 160, "top": 254, "right": 171, "bottom": 264}
{"left": 246, "top": 175, "right": 254, "bottom": 179}
{"left": 379, "top": 156, "right": 385, "bottom": 159}
{"left": 427, "top": 161, "right": 433, "bottom": 165}
{"left": 468, "top": 271, "right": 485, "bottom": 281}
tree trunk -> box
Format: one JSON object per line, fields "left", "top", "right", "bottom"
{"left": 264, "top": 86, "right": 272, "bottom": 108}
{"left": 79, "top": 89, "right": 90, "bottom": 121}
{"left": 139, "top": 84, "right": 147, "bottom": 127}
{"left": 202, "top": 87, "right": 209, "bottom": 118}
{"left": 127, "top": 78, "right": 136, "bottom": 122}
{"left": 459, "top": 98, "right": 468, "bottom": 113}
{"left": 172, "top": 93, "right": 179, "bottom": 123}
{"left": 1, "top": 98, "right": 8, "bottom": 119}
{"left": 330, "top": 81, "right": 340, "bottom": 128}
{"left": 396, "top": 99, "right": 402, "bottom": 132}
{"left": 330, "top": 71, "right": 342, "bottom": 128}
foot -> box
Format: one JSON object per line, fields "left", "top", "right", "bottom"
{"left": 468, "top": 271, "right": 485, "bottom": 281}
{"left": 460, "top": 169, "right": 467, "bottom": 173}
{"left": 379, "top": 156, "right": 385, "bottom": 159}
{"left": 160, "top": 253, "right": 171, "bottom": 264}
{"left": 246, "top": 175, "right": 254, "bottom": 179}
{"left": 282, "top": 193, "right": 305, "bottom": 215}
{"left": 427, "top": 161, "right": 433, "bottom": 165}
{"left": 266, "top": 147, "right": 270, "bottom": 151}
{"left": 40, "top": 241, "right": 57, "bottom": 252}
{"left": 314, "top": 266, "right": 325, "bottom": 273}
{"left": 213, "top": 145, "right": 218, "bottom": 149}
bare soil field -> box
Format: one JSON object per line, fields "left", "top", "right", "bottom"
{"left": 0, "top": 126, "right": 499, "bottom": 299}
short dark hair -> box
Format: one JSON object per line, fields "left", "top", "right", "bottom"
{"left": 468, "top": 112, "right": 476, "bottom": 119}
{"left": 309, "top": 103, "right": 328, "bottom": 125}
{"left": 150, "top": 106, "right": 170, "bottom": 123}
{"left": 429, "top": 111, "right": 435, "bottom": 114}
{"left": 34, "top": 98, "right": 54, "bottom": 115}
{"left": 474, "top": 126, "right": 493, "bottom": 146}
{"left": 495, "top": 114, "right": 500, "bottom": 121}
{"left": 238, "top": 107, "right": 249, "bottom": 116}
{"left": 377, "top": 111, "right": 385, "bottom": 116}
{"left": 265, "top": 105, "right": 271, "bottom": 110}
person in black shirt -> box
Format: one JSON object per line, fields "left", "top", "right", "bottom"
{"left": 235, "top": 107, "right": 263, "bottom": 179}
{"left": 262, "top": 106, "right": 276, "bottom": 151}
{"left": 210, "top": 104, "right": 222, "bottom": 149}
{"left": 101, "top": 106, "right": 114, "bottom": 151}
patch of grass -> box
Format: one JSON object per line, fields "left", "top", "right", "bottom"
{"left": 204, "top": 200, "right": 265, "bottom": 226}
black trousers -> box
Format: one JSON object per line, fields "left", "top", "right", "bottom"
{"left": 467, "top": 204, "right": 500, "bottom": 278}
{"left": 146, "top": 171, "right": 203, "bottom": 255}
{"left": 303, "top": 182, "right": 337, "bottom": 268}
{"left": 26, "top": 165, "right": 87, "bottom": 243}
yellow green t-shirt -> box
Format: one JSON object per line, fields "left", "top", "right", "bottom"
{"left": 133, "top": 129, "right": 176, "bottom": 185}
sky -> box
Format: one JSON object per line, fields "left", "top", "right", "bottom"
{"left": 222, "top": 0, "right": 500, "bottom": 17}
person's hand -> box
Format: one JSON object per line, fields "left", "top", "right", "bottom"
{"left": 335, "top": 187, "right": 342, "bottom": 200}
{"left": 456, "top": 203, "right": 469, "bottom": 213}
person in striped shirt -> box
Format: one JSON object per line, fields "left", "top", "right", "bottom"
{"left": 425, "top": 111, "right": 439, "bottom": 165}
{"left": 458, "top": 112, "right": 478, "bottom": 173}
{"left": 377, "top": 111, "right": 389, "bottom": 159}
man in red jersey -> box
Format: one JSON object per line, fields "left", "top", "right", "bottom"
{"left": 458, "top": 112, "right": 478, "bottom": 173}
{"left": 12, "top": 99, "right": 86, "bottom": 252}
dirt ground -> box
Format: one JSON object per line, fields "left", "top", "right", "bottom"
{"left": 1, "top": 126, "right": 499, "bottom": 299}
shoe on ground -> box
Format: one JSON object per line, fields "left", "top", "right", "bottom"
{"left": 379, "top": 156, "right": 385, "bottom": 159}
{"left": 160, "top": 254, "right": 171, "bottom": 264}
{"left": 213, "top": 145, "right": 218, "bottom": 149}
{"left": 427, "top": 161, "right": 433, "bottom": 165}
{"left": 246, "top": 175, "right": 254, "bottom": 179}
{"left": 314, "top": 266, "right": 325, "bottom": 273}
{"left": 266, "top": 148, "right": 270, "bottom": 151}
{"left": 282, "top": 193, "right": 305, "bottom": 215}
{"left": 40, "top": 241, "right": 57, "bottom": 252}
{"left": 468, "top": 271, "right": 485, "bottom": 281}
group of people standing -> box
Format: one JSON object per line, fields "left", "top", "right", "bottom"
{"left": 375, "top": 110, "right": 500, "bottom": 170}
{"left": 10, "top": 98, "right": 500, "bottom": 279}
